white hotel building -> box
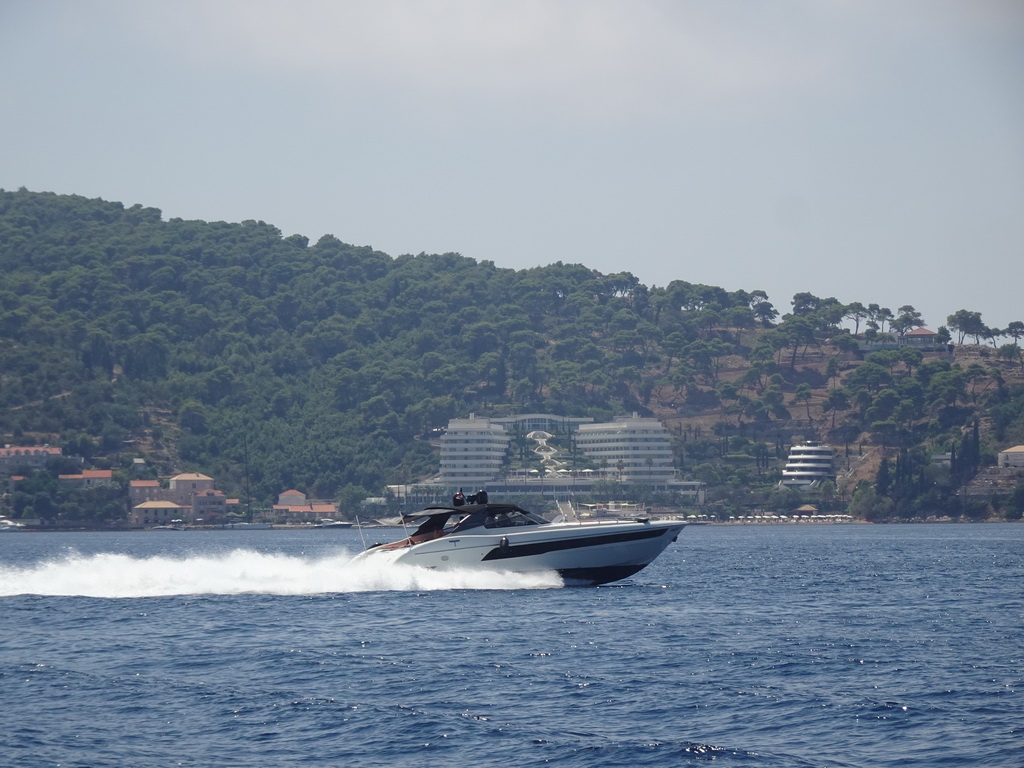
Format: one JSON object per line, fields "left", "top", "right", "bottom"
{"left": 779, "top": 442, "right": 836, "bottom": 489}
{"left": 418, "top": 413, "right": 701, "bottom": 505}
{"left": 438, "top": 414, "right": 512, "bottom": 487}
{"left": 573, "top": 413, "right": 677, "bottom": 484}
{"left": 434, "top": 411, "right": 688, "bottom": 489}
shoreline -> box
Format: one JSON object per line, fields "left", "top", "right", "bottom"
{"left": 4, "top": 517, "right": 1020, "bottom": 533}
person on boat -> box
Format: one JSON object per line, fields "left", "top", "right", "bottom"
{"left": 452, "top": 488, "right": 465, "bottom": 506}
{"left": 475, "top": 488, "right": 488, "bottom": 504}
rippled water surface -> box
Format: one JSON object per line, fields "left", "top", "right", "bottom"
{"left": 1, "top": 524, "right": 1021, "bottom": 767}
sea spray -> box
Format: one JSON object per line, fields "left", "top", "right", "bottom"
{"left": 0, "top": 549, "right": 563, "bottom": 598}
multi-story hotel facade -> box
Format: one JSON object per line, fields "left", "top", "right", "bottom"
{"left": 779, "top": 442, "right": 836, "bottom": 489}
{"left": 438, "top": 414, "right": 513, "bottom": 487}
{"left": 573, "top": 413, "right": 676, "bottom": 484}
{"left": 394, "top": 412, "right": 703, "bottom": 506}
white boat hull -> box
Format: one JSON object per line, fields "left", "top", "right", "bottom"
{"left": 356, "top": 519, "right": 685, "bottom": 585}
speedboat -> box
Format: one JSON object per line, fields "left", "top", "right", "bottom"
{"left": 352, "top": 502, "right": 686, "bottom": 585}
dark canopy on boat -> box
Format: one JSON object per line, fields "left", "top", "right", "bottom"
{"left": 402, "top": 503, "right": 530, "bottom": 523}
{"left": 398, "top": 503, "right": 550, "bottom": 534}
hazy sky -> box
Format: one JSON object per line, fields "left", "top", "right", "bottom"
{"left": 3, "top": 1, "right": 1022, "bottom": 330}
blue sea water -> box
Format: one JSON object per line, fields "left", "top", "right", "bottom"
{"left": 1, "top": 523, "right": 1021, "bottom": 768}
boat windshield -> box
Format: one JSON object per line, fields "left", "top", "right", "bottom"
{"left": 447, "top": 504, "right": 549, "bottom": 533}
{"left": 483, "top": 508, "right": 547, "bottom": 528}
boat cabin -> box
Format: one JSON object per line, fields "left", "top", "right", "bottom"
{"left": 375, "top": 503, "right": 548, "bottom": 550}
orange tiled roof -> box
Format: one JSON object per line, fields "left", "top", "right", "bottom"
{"left": 59, "top": 469, "right": 113, "bottom": 480}
{"left": 0, "top": 446, "right": 62, "bottom": 458}
{"left": 272, "top": 503, "right": 337, "bottom": 514}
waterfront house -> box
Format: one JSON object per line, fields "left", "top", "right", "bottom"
{"left": 130, "top": 500, "right": 186, "bottom": 527}
{"left": 272, "top": 489, "right": 338, "bottom": 523}
{"left": 58, "top": 469, "right": 114, "bottom": 488}
{"left": 192, "top": 488, "right": 228, "bottom": 522}
{"left": 129, "top": 479, "right": 164, "bottom": 505}
{"left": 168, "top": 472, "right": 215, "bottom": 505}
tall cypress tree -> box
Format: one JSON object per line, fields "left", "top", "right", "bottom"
{"left": 876, "top": 457, "right": 892, "bottom": 498}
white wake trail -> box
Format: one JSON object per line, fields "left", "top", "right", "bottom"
{"left": 0, "top": 549, "right": 563, "bottom": 597}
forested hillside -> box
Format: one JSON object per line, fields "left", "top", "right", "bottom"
{"left": 2, "top": 189, "right": 1023, "bottom": 520}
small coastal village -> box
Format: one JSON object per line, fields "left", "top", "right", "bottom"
{"left": 126, "top": 478, "right": 341, "bottom": 529}
{"left": 0, "top": 444, "right": 342, "bottom": 529}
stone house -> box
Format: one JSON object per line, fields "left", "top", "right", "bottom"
{"left": 998, "top": 446, "right": 1024, "bottom": 469}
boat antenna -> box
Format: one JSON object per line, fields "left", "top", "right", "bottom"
{"left": 355, "top": 514, "right": 368, "bottom": 550}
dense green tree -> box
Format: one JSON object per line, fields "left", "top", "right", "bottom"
{"left": 778, "top": 316, "right": 817, "bottom": 368}
{"left": 873, "top": 306, "right": 894, "bottom": 333}
{"left": 844, "top": 301, "right": 868, "bottom": 335}
{"left": 846, "top": 361, "right": 892, "bottom": 393}
{"left": 947, "top": 309, "right": 986, "bottom": 344}
{"left": 823, "top": 388, "right": 850, "bottom": 429}
{"left": 891, "top": 305, "right": 924, "bottom": 336}
{"left": 997, "top": 344, "right": 1023, "bottom": 370}
{"left": 794, "top": 383, "right": 813, "bottom": 419}
{"left": 752, "top": 300, "right": 778, "bottom": 327}
{"left": 1005, "top": 321, "right": 1024, "bottom": 346}
{"left": 875, "top": 456, "right": 892, "bottom": 497}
